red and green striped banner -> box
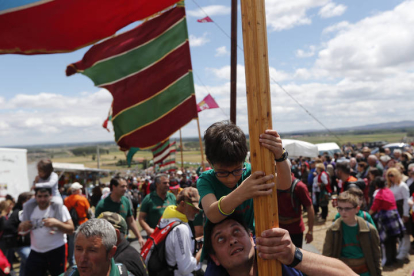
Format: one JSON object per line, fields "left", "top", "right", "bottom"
{"left": 67, "top": 6, "right": 197, "bottom": 150}
{"left": 0, "top": 0, "right": 181, "bottom": 55}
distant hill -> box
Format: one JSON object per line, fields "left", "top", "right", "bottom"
{"left": 282, "top": 120, "right": 414, "bottom": 136}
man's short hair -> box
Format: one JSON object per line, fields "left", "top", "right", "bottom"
{"left": 35, "top": 187, "right": 52, "bottom": 195}
{"left": 204, "top": 121, "right": 248, "bottom": 166}
{"left": 154, "top": 174, "right": 168, "bottom": 186}
{"left": 37, "top": 159, "right": 54, "bottom": 174}
{"left": 336, "top": 161, "right": 350, "bottom": 174}
{"left": 75, "top": 219, "right": 117, "bottom": 253}
{"left": 109, "top": 175, "right": 125, "bottom": 191}
{"left": 204, "top": 214, "right": 249, "bottom": 259}
{"left": 338, "top": 191, "right": 359, "bottom": 207}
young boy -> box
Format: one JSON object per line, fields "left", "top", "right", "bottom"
{"left": 196, "top": 121, "right": 291, "bottom": 273}
{"left": 323, "top": 191, "right": 381, "bottom": 276}
{"left": 23, "top": 159, "right": 63, "bottom": 222}
{"left": 197, "top": 121, "right": 291, "bottom": 231}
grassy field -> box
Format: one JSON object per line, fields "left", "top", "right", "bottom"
{"left": 44, "top": 131, "right": 410, "bottom": 174}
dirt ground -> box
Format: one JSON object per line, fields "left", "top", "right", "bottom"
{"left": 305, "top": 205, "right": 414, "bottom": 276}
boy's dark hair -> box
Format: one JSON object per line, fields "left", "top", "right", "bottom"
{"left": 373, "top": 176, "right": 386, "bottom": 189}
{"left": 35, "top": 187, "right": 52, "bottom": 195}
{"left": 204, "top": 121, "right": 248, "bottom": 166}
{"left": 37, "top": 159, "right": 54, "bottom": 177}
{"left": 204, "top": 213, "right": 249, "bottom": 259}
{"left": 336, "top": 161, "right": 351, "bottom": 175}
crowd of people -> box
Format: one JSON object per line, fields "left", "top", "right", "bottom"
{"left": 0, "top": 121, "right": 414, "bottom": 276}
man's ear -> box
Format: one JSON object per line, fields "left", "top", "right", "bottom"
{"left": 356, "top": 205, "right": 361, "bottom": 212}
{"left": 209, "top": 254, "right": 221, "bottom": 267}
{"left": 115, "top": 229, "right": 121, "bottom": 246}
{"left": 107, "top": 246, "right": 117, "bottom": 260}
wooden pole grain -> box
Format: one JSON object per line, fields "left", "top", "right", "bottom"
{"left": 240, "top": 0, "right": 281, "bottom": 275}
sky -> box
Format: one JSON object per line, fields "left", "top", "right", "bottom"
{"left": 1, "top": 0, "right": 413, "bottom": 147}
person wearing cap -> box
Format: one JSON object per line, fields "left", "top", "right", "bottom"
{"left": 139, "top": 174, "right": 176, "bottom": 236}
{"left": 98, "top": 212, "right": 148, "bottom": 276}
{"left": 159, "top": 187, "right": 202, "bottom": 276}
{"left": 64, "top": 182, "right": 91, "bottom": 267}
{"left": 169, "top": 178, "right": 183, "bottom": 197}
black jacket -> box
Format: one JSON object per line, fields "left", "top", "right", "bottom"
{"left": 114, "top": 237, "right": 148, "bottom": 276}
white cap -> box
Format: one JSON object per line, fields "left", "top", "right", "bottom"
{"left": 71, "top": 182, "right": 83, "bottom": 190}
{"left": 177, "top": 170, "right": 183, "bottom": 175}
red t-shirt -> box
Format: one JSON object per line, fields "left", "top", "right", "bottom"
{"left": 277, "top": 176, "right": 312, "bottom": 234}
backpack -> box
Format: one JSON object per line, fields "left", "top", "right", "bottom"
{"left": 279, "top": 179, "right": 301, "bottom": 214}
{"left": 141, "top": 220, "right": 181, "bottom": 276}
{"left": 69, "top": 202, "right": 79, "bottom": 229}
{"left": 64, "top": 263, "right": 130, "bottom": 276}
{"left": 345, "top": 178, "right": 366, "bottom": 191}
{"left": 318, "top": 171, "right": 332, "bottom": 193}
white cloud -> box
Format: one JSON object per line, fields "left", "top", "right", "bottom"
{"left": 0, "top": 90, "right": 114, "bottom": 146}
{"left": 215, "top": 46, "right": 230, "bottom": 57}
{"left": 322, "top": 21, "right": 350, "bottom": 34}
{"left": 265, "top": 0, "right": 328, "bottom": 31}
{"left": 318, "top": 2, "right": 347, "bottom": 18}
{"left": 296, "top": 45, "right": 316, "bottom": 58}
{"left": 297, "top": 1, "right": 414, "bottom": 81}
{"left": 187, "top": 5, "right": 231, "bottom": 17}
{"left": 189, "top": 33, "right": 210, "bottom": 47}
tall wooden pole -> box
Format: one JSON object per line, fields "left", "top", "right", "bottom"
{"left": 196, "top": 118, "right": 205, "bottom": 171}
{"left": 240, "top": 0, "right": 281, "bottom": 275}
{"left": 179, "top": 129, "right": 184, "bottom": 171}
{"left": 230, "top": 0, "right": 238, "bottom": 124}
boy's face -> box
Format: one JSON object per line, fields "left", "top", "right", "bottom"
{"left": 38, "top": 169, "right": 48, "bottom": 179}
{"left": 337, "top": 201, "right": 359, "bottom": 225}
{"left": 209, "top": 219, "right": 255, "bottom": 270}
{"left": 212, "top": 163, "right": 244, "bottom": 189}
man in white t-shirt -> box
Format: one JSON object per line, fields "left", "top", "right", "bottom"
{"left": 19, "top": 187, "right": 74, "bottom": 276}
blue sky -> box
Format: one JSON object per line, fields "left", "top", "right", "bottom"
{"left": 0, "top": 0, "right": 412, "bottom": 146}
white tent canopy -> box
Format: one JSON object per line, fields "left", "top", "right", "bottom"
{"left": 282, "top": 139, "right": 319, "bottom": 158}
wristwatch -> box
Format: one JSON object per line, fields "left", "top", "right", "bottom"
{"left": 275, "top": 148, "right": 288, "bottom": 162}
{"left": 287, "top": 247, "right": 303, "bottom": 268}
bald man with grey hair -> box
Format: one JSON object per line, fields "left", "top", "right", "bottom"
{"left": 62, "top": 219, "right": 131, "bottom": 276}
{"left": 368, "top": 155, "right": 383, "bottom": 174}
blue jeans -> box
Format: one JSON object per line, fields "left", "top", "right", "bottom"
{"left": 15, "top": 246, "right": 30, "bottom": 276}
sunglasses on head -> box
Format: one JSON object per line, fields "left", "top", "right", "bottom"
{"left": 388, "top": 174, "right": 394, "bottom": 177}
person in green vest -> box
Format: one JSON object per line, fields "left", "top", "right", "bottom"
{"left": 61, "top": 218, "right": 132, "bottom": 276}
{"left": 323, "top": 191, "right": 381, "bottom": 276}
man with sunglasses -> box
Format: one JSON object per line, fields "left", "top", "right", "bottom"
{"left": 158, "top": 187, "right": 203, "bottom": 276}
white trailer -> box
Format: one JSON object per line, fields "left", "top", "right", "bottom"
{"left": 0, "top": 148, "right": 31, "bottom": 200}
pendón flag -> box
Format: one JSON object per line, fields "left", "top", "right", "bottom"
{"left": 197, "top": 16, "right": 213, "bottom": 23}
{"left": 197, "top": 94, "right": 219, "bottom": 112}
{"left": 0, "top": 0, "right": 181, "bottom": 54}
{"left": 66, "top": 6, "right": 198, "bottom": 150}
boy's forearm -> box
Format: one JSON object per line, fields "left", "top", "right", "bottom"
{"left": 204, "top": 192, "right": 245, "bottom": 223}
{"left": 275, "top": 160, "right": 292, "bottom": 190}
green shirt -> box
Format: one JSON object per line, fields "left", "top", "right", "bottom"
{"left": 95, "top": 195, "right": 132, "bottom": 221}
{"left": 341, "top": 222, "right": 370, "bottom": 276}
{"left": 140, "top": 191, "right": 176, "bottom": 229}
{"left": 334, "top": 210, "right": 376, "bottom": 229}
{"left": 197, "top": 162, "right": 254, "bottom": 232}
{"left": 60, "top": 258, "right": 132, "bottom": 276}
